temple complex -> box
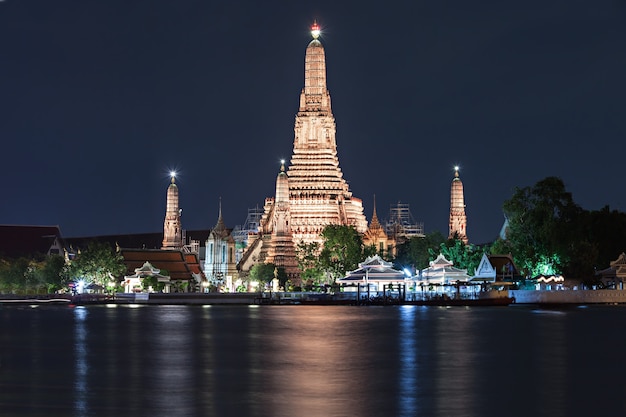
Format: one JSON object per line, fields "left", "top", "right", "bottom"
{"left": 449, "top": 166, "right": 468, "bottom": 243}
{"left": 240, "top": 23, "right": 368, "bottom": 280}
{"left": 162, "top": 172, "right": 182, "bottom": 250}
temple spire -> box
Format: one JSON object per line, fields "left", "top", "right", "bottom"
{"left": 214, "top": 197, "right": 226, "bottom": 234}
{"left": 162, "top": 171, "right": 182, "bottom": 249}
{"left": 299, "top": 21, "right": 330, "bottom": 114}
{"left": 449, "top": 166, "right": 468, "bottom": 243}
{"left": 370, "top": 194, "right": 381, "bottom": 229}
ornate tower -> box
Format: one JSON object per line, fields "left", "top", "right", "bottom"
{"left": 205, "top": 199, "right": 238, "bottom": 289}
{"left": 284, "top": 22, "right": 367, "bottom": 245}
{"left": 449, "top": 166, "right": 468, "bottom": 243}
{"left": 261, "top": 161, "right": 298, "bottom": 276}
{"left": 363, "top": 196, "right": 394, "bottom": 257}
{"left": 245, "top": 23, "right": 368, "bottom": 282}
{"left": 162, "top": 173, "right": 182, "bottom": 249}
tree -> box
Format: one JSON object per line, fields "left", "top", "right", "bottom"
{"left": 69, "top": 241, "right": 126, "bottom": 288}
{"left": 0, "top": 257, "right": 38, "bottom": 294}
{"left": 394, "top": 231, "right": 446, "bottom": 271}
{"left": 0, "top": 254, "right": 69, "bottom": 294}
{"left": 502, "top": 176, "right": 584, "bottom": 278}
{"left": 250, "top": 263, "right": 281, "bottom": 285}
{"left": 583, "top": 206, "right": 626, "bottom": 270}
{"left": 436, "top": 238, "right": 484, "bottom": 274}
{"left": 318, "top": 225, "right": 365, "bottom": 281}
{"left": 38, "top": 254, "right": 70, "bottom": 293}
{"left": 295, "top": 241, "right": 325, "bottom": 286}
{"left": 142, "top": 275, "right": 165, "bottom": 293}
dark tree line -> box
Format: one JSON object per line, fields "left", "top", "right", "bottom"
{"left": 0, "top": 254, "right": 69, "bottom": 294}
{"left": 497, "top": 176, "right": 626, "bottom": 282}
{"left": 0, "top": 241, "right": 126, "bottom": 295}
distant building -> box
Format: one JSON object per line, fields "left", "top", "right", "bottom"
{"left": 0, "top": 225, "right": 66, "bottom": 259}
{"left": 384, "top": 202, "right": 424, "bottom": 244}
{"left": 449, "top": 166, "right": 468, "bottom": 243}
{"left": 123, "top": 261, "right": 171, "bottom": 293}
{"left": 113, "top": 175, "right": 205, "bottom": 291}
{"left": 363, "top": 197, "right": 395, "bottom": 258}
{"left": 487, "top": 254, "right": 522, "bottom": 281}
{"left": 204, "top": 201, "right": 238, "bottom": 291}
{"left": 162, "top": 173, "right": 182, "bottom": 250}
{"left": 420, "top": 253, "right": 470, "bottom": 284}
{"left": 595, "top": 252, "right": 626, "bottom": 289}
{"left": 120, "top": 248, "right": 203, "bottom": 292}
{"left": 338, "top": 255, "right": 407, "bottom": 292}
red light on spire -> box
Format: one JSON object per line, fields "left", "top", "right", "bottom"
{"left": 311, "top": 21, "right": 321, "bottom": 39}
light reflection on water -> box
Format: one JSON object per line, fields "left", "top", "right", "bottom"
{"left": 434, "top": 307, "right": 477, "bottom": 416}
{"left": 73, "top": 306, "right": 88, "bottom": 416}
{"left": 1, "top": 305, "right": 626, "bottom": 417}
{"left": 398, "top": 305, "right": 418, "bottom": 416}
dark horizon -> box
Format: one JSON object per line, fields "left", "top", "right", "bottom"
{"left": 2, "top": 1, "right": 625, "bottom": 244}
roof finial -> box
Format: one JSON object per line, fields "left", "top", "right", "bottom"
{"left": 170, "top": 170, "right": 176, "bottom": 183}
{"left": 280, "top": 159, "right": 285, "bottom": 172}
{"left": 311, "top": 20, "right": 321, "bottom": 39}
{"left": 454, "top": 165, "right": 460, "bottom": 178}
{"left": 373, "top": 194, "right": 378, "bottom": 217}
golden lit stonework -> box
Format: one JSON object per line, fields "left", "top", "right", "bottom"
{"left": 241, "top": 24, "right": 368, "bottom": 280}
{"left": 449, "top": 166, "right": 468, "bottom": 243}
{"left": 162, "top": 173, "right": 182, "bottom": 249}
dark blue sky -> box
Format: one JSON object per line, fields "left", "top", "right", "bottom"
{"left": 2, "top": 0, "right": 625, "bottom": 244}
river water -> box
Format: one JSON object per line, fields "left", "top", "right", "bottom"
{"left": 1, "top": 304, "right": 625, "bottom": 417}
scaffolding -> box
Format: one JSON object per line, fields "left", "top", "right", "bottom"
{"left": 232, "top": 205, "right": 264, "bottom": 261}
{"left": 384, "top": 202, "right": 424, "bottom": 240}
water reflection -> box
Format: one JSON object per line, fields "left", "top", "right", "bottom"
{"left": 398, "top": 306, "right": 418, "bottom": 416}
{"left": 1, "top": 304, "right": 623, "bottom": 417}
{"left": 152, "top": 306, "right": 195, "bottom": 417}
{"left": 263, "top": 306, "right": 375, "bottom": 417}
{"left": 433, "top": 308, "right": 477, "bottom": 416}
{"left": 532, "top": 310, "right": 567, "bottom": 417}
{"left": 73, "top": 306, "right": 88, "bottom": 417}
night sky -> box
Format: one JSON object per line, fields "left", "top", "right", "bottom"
{"left": 2, "top": 1, "right": 625, "bottom": 245}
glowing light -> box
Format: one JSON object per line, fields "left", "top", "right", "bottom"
{"left": 311, "top": 21, "right": 321, "bottom": 39}
{"left": 454, "top": 166, "right": 459, "bottom": 172}
{"left": 170, "top": 171, "right": 176, "bottom": 179}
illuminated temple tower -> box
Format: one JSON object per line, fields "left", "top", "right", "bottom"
{"left": 449, "top": 166, "right": 468, "bottom": 243}
{"left": 251, "top": 23, "right": 368, "bottom": 279}
{"left": 261, "top": 161, "right": 298, "bottom": 275}
{"left": 285, "top": 22, "right": 367, "bottom": 240}
{"left": 162, "top": 172, "right": 183, "bottom": 249}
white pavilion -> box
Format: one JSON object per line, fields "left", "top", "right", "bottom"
{"left": 123, "top": 261, "right": 171, "bottom": 293}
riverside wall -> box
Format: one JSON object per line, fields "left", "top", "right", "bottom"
{"left": 510, "top": 289, "right": 626, "bottom": 304}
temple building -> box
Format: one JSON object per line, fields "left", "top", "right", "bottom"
{"left": 449, "top": 166, "right": 468, "bottom": 243}
{"left": 285, "top": 22, "right": 367, "bottom": 242}
{"left": 204, "top": 201, "right": 238, "bottom": 291}
{"left": 162, "top": 172, "right": 182, "bottom": 250}
{"left": 362, "top": 196, "right": 395, "bottom": 258}
{"left": 258, "top": 161, "right": 299, "bottom": 276}
{"left": 239, "top": 23, "right": 368, "bottom": 280}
